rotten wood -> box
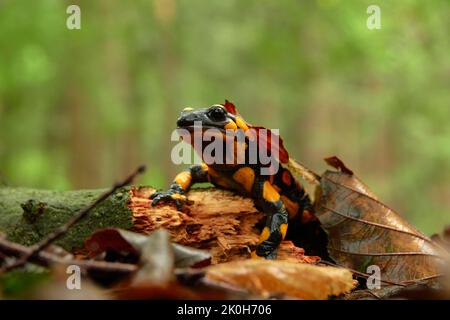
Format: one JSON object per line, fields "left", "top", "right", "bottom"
{"left": 129, "top": 187, "right": 320, "bottom": 264}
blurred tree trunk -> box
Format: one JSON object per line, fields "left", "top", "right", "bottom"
{"left": 67, "top": 84, "right": 98, "bottom": 189}
{"left": 154, "top": 0, "right": 179, "bottom": 181}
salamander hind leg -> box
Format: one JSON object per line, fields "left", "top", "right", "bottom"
{"left": 254, "top": 180, "right": 289, "bottom": 259}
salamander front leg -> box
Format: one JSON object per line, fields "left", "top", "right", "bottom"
{"left": 150, "top": 163, "right": 208, "bottom": 210}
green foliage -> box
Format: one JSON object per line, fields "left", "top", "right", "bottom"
{"left": 0, "top": 1, "right": 449, "bottom": 234}
{"left": 0, "top": 267, "right": 50, "bottom": 299}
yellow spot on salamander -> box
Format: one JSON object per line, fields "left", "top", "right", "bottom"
{"left": 174, "top": 171, "right": 192, "bottom": 190}
{"left": 183, "top": 107, "right": 193, "bottom": 112}
{"left": 263, "top": 181, "right": 280, "bottom": 202}
{"left": 171, "top": 193, "right": 186, "bottom": 201}
{"left": 258, "top": 227, "right": 270, "bottom": 244}
{"left": 280, "top": 223, "right": 288, "bottom": 240}
{"left": 232, "top": 167, "right": 255, "bottom": 193}
{"left": 224, "top": 120, "right": 237, "bottom": 130}
{"left": 235, "top": 117, "right": 249, "bottom": 131}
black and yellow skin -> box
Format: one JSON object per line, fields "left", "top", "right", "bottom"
{"left": 151, "top": 101, "right": 316, "bottom": 259}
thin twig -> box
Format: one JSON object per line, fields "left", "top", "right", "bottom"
{"left": 0, "top": 165, "right": 146, "bottom": 273}
{"left": 366, "top": 290, "right": 382, "bottom": 299}
{"left": 0, "top": 236, "right": 137, "bottom": 276}
{"left": 319, "top": 260, "right": 407, "bottom": 287}
{"left": 402, "top": 274, "right": 445, "bottom": 285}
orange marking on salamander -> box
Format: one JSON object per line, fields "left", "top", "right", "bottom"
{"left": 280, "top": 223, "right": 288, "bottom": 240}
{"left": 224, "top": 120, "right": 237, "bottom": 130}
{"left": 263, "top": 181, "right": 280, "bottom": 202}
{"left": 174, "top": 171, "right": 192, "bottom": 190}
{"left": 232, "top": 167, "right": 255, "bottom": 193}
{"left": 258, "top": 227, "right": 270, "bottom": 244}
{"left": 235, "top": 116, "right": 249, "bottom": 131}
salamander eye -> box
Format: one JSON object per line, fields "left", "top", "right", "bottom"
{"left": 208, "top": 106, "right": 227, "bottom": 121}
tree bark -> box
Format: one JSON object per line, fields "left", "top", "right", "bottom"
{"left": 0, "top": 186, "right": 319, "bottom": 264}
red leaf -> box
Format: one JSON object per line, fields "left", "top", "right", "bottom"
{"left": 85, "top": 228, "right": 138, "bottom": 257}
{"left": 222, "top": 100, "right": 289, "bottom": 164}
{"left": 324, "top": 156, "right": 354, "bottom": 175}
{"left": 251, "top": 126, "right": 289, "bottom": 164}
{"left": 223, "top": 100, "right": 237, "bottom": 115}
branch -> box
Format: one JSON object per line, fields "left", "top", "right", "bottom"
{"left": 0, "top": 165, "right": 146, "bottom": 273}
{"left": 0, "top": 236, "right": 137, "bottom": 276}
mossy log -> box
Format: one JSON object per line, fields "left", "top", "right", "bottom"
{"left": 0, "top": 186, "right": 319, "bottom": 264}
{"left": 0, "top": 187, "right": 133, "bottom": 250}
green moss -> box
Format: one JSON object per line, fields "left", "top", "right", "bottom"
{"left": 0, "top": 187, "right": 133, "bottom": 251}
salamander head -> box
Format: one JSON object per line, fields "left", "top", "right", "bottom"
{"left": 175, "top": 100, "right": 288, "bottom": 168}
{"left": 175, "top": 100, "right": 251, "bottom": 166}
{"left": 176, "top": 100, "right": 247, "bottom": 133}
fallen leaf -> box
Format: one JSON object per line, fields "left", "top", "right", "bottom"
{"left": 85, "top": 228, "right": 173, "bottom": 284}
{"left": 172, "top": 243, "right": 211, "bottom": 268}
{"left": 85, "top": 228, "right": 138, "bottom": 257}
{"left": 85, "top": 228, "right": 211, "bottom": 284}
{"left": 204, "top": 259, "right": 356, "bottom": 299}
{"left": 315, "top": 156, "right": 446, "bottom": 286}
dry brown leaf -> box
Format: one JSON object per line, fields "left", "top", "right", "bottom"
{"left": 204, "top": 259, "right": 355, "bottom": 299}
{"left": 315, "top": 156, "right": 447, "bottom": 286}
{"left": 85, "top": 228, "right": 211, "bottom": 269}
{"left": 85, "top": 228, "right": 211, "bottom": 285}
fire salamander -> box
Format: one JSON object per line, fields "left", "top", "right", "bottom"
{"left": 151, "top": 100, "right": 322, "bottom": 259}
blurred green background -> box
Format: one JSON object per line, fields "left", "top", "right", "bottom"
{"left": 0, "top": 0, "right": 449, "bottom": 234}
